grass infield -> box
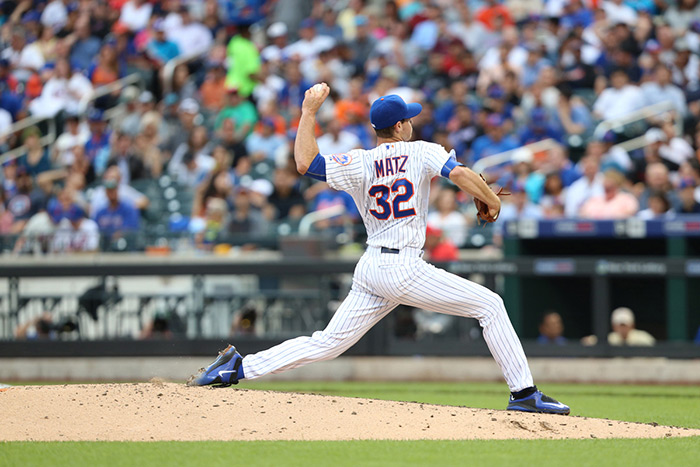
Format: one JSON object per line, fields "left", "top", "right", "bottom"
{"left": 2, "top": 381, "right": 699, "bottom": 466}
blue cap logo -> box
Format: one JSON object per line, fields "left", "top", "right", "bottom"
{"left": 370, "top": 95, "right": 422, "bottom": 130}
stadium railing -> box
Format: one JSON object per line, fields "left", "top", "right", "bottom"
{"left": 161, "top": 51, "right": 208, "bottom": 95}
{"left": 0, "top": 73, "right": 144, "bottom": 166}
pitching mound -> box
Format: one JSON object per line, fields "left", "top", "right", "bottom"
{"left": 1, "top": 382, "right": 697, "bottom": 441}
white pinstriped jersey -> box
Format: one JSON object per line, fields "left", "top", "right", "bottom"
{"left": 322, "top": 140, "right": 452, "bottom": 250}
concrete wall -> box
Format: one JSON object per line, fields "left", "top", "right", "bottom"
{"left": 2, "top": 356, "right": 700, "bottom": 384}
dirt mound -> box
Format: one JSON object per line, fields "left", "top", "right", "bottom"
{"left": 1, "top": 383, "right": 697, "bottom": 441}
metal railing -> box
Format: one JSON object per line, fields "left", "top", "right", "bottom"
{"left": 592, "top": 100, "right": 681, "bottom": 140}
{"left": 0, "top": 73, "right": 144, "bottom": 166}
{"left": 299, "top": 205, "right": 348, "bottom": 236}
{"left": 471, "top": 138, "right": 559, "bottom": 174}
{"left": 0, "top": 115, "right": 57, "bottom": 165}
{"left": 77, "top": 73, "right": 143, "bottom": 116}
{"left": 162, "top": 51, "right": 207, "bottom": 95}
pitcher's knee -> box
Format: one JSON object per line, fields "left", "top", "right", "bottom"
{"left": 310, "top": 330, "right": 354, "bottom": 352}
{"left": 480, "top": 291, "right": 507, "bottom": 325}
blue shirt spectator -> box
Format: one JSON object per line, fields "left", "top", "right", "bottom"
{"left": 146, "top": 20, "right": 180, "bottom": 65}
{"left": 518, "top": 108, "right": 564, "bottom": 146}
{"left": 70, "top": 19, "right": 102, "bottom": 72}
{"left": 245, "top": 118, "right": 288, "bottom": 162}
{"left": 470, "top": 114, "right": 519, "bottom": 164}
{"left": 94, "top": 198, "right": 140, "bottom": 238}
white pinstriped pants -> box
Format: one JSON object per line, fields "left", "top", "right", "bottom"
{"left": 242, "top": 246, "right": 534, "bottom": 391}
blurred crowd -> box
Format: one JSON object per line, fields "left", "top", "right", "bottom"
{"left": 1, "top": 0, "right": 700, "bottom": 254}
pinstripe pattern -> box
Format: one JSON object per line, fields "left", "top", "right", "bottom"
{"left": 242, "top": 140, "right": 534, "bottom": 392}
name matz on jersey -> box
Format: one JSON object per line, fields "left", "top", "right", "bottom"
{"left": 323, "top": 140, "right": 452, "bottom": 250}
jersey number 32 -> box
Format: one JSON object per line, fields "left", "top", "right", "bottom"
{"left": 368, "top": 178, "right": 416, "bottom": 220}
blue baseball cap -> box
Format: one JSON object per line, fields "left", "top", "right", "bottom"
{"left": 370, "top": 95, "right": 422, "bottom": 130}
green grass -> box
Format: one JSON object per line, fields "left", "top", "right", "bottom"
{"left": 2, "top": 438, "right": 700, "bottom": 467}
{"left": 2, "top": 381, "right": 700, "bottom": 466}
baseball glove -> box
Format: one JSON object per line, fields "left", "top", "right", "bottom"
{"left": 474, "top": 174, "right": 510, "bottom": 224}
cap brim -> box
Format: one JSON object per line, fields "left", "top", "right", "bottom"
{"left": 405, "top": 102, "right": 422, "bottom": 120}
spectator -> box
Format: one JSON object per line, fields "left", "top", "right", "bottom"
{"left": 84, "top": 108, "right": 112, "bottom": 173}
{"left": 608, "top": 307, "right": 655, "bottom": 346}
{"left": 230, "top": 305, "right": 257, "bottom": 336}
{"left": 138, "top": 311, "right": 183, "bottom": 339}
{"left": 637, "top": 190, "right": 673, "bottom": 219}
{"left": 106, "top": 132, "right": 147, "bottom": 184}
{"left": 42, "top": 0, "right": 69, "bottom": 32}
{"left": 592, "top": 68, "right": 644, "bottom": 121}
{"left": 677, "top": 177, "right": 700, "bottom": 214}
{"left": 93, "top": 177, "right": 141, "bottom": 239}
{"left": 169, "top": 126, "right": 215, "bottom": 187}
{"left": 228, "top": 186, "right": 269, "bottom": 237}
{"left": 317, "top": 119, "right": 362, "bottom": 155}
{"left": 664, "top": 0, "right": 700, "bottom": 33}
{"left": 518, "top": 107, "right": 563, "bottom": 146}
{"left": 49, "top": 194, "right": 99, "bottom": 254}
{"left": 146, "top": 19, "right": 179, "bottom": 66}
{"left": 245, "top": 117, "right": 288, "bottom": 164}
{"left": 658, "top": 121, "right": 695, "bottom": 169}
{"left": 28, "top": 58, "right": 91, "bottom": 118}
{"left": 447, "top": 103, "right": 479, "bottom": 161}
{"left": 2, "top": 26, "right": 45, "bottom": 82}
{"left": 171, "top": 63, "right": 197, "bottom": 101}
{"left": 225, "top": 24, "right": 260, "bottom": 98}
{"left": 470, "top": 114, "right": 519, "bottom": 164}
{"left": 261, "top": 22, "right": 289, "bottom": 64}
{"left": 498, "top": 180, "right": 543, "bottom": 222}
{"left": 559, "top": 39, "right": 596, "bottom": 91}
{"left": 540, "top": 172, "right": 567, "bottom": 218}
{"left": 199, "top": 61, "right": 227, "bottom": 112}
{"left": 14, "top": 312, "right": 78, "bottom": 340}
{"left": 268, "top": 167, "right": 305, "bottom": 221}
{"left": 87, "top": 44, "right": 121, "bottom": 87}
{"left": 578, "top": 169, "right": 639, "bottom": 219}
{"left": 564, "top": 155, "right": 604, "bottom": 217}
{"left": 475, "top": 0, "right": 515, "bottom": 31}
{"left": 428, "top": 187, "right": 468, "bottom": 248}
{"left": 17, "top": 126, "right": 51, "bottom": 176}
{"left": 448, "top": 3, "right": 489, "bottom": 56}
{"left": 68, "top": 16, "right": 101, "bottom": 72}
{"left": 5, "top": 167, "right": 47, "bottom": 234}
{"left": 214, "top": 87, "right": 258, "bottom": 136}
{"left": 278, "top": 61, "right": 312, "bottom": 110}
{"left": 424, "top": 225, "right": 459, "bottom": 262}
{"left": 53, "top": 113, "right": 90, "bottom": 168}
{"left": 167, "top": 6, "right": 212, "bottom": 57}
{"left": 161, "top": 98, "right": 199, "bottom": 160}
{"left": 89, "top": 166, "right": 148, "bottom": 217}
{"left": 114, "top": 86, "right": 142, "bottom": 136}
{"left": 555, "top": 86, "right": 593, "bottom": 140}
{"left": 119, "top": 0, "right": 153, "bottom": 32}
{"left": 316, "top": 7, "right": 344, "bottom": 42}
{"left": 284, "top": 17, "right": 329, "bottom": 62}
{"left": 191, "top": 196, "right": 229, "bottom": 250}
{"left": 537, "top": 311, "right": 567, "bottom": 345}
{"left": 638, "top": 162, "right": 681, "bottom": 211}
{"left": 642, "top": 63, "right": 688, "bottom": 117}
{"left": 349, "top": 16, "right": 376, "bottom": 74}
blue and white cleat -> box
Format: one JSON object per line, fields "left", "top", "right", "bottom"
{"left": 186, "top": 345, "right": 242, "bottom": 387}
{"left": 507, "top": 390, "right": 570, "bottom": 415}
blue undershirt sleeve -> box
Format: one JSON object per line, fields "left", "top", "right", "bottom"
{"left": 440, "top": 157, "right": 463, "bottom": 178}
{"left": 305, "top": 153, "right": 327, "bottom": 181}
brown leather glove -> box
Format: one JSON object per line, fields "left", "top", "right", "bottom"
{"left": 474, "top": 174, "right": 510, "bottom": 224}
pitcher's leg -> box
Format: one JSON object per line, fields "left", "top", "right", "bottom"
{"left": 242, "top": 289, "right": 398, "bottom": 379}
{"left": 401, "top": 262, "right": 533, "bottom": 392}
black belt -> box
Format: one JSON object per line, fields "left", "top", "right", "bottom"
{"left": 380, "top": 247, "right": 400, "bottom": 254}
